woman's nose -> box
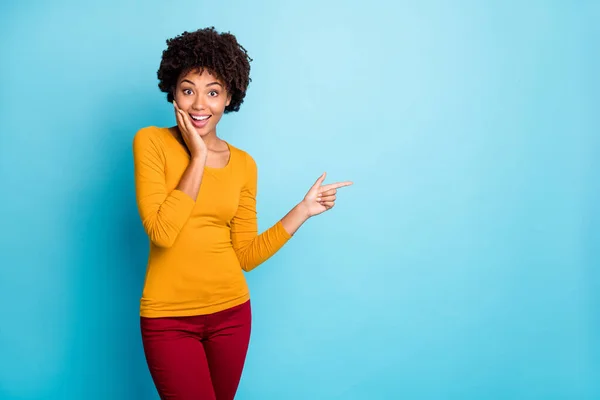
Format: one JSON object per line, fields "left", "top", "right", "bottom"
{"left": 192, "top": 96, "right": 206, "bottom": 110}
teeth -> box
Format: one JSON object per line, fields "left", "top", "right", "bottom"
{"left": 191, "top": 115, "right": 209, "bottom": 121}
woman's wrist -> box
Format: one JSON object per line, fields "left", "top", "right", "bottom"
{"left": 280, "top": 202, "right": 311, "bottom": 236}
{"left": 296, "top": 201, "right": 312, "bottom": 220}
{"left": 190, "top": 152, "right": 208, "bottom": 163}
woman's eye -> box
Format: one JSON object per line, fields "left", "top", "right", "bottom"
{"left": 209, "top": 90, "right": 218, "bottom": 97}
{"left": 183, "top": 89, "right": 193, "bottom": 95}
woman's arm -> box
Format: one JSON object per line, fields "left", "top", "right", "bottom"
{"left": 231, "top": 158, "right": 352, "bottom": 271}
{"left": 230, "top": 154, "right": 290, "bottom": 271}
{"left": 133, "top": 128, "right": 200, "bottom": 248}
{"left": 133, "top": 105, "right": 211, "bottom": 248}
{"left": 279, "top": 203, "right": 310, "bottom": 236}
{"left": 176, "top": 157, "right": 206, "bottom": 199}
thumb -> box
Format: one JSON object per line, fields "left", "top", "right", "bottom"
{"left": 312, "top": 172, "right": 326, "bottom": 188}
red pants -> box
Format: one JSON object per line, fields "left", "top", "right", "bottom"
{"left": 140, "top": 300, "right": 252, "bottom": 400}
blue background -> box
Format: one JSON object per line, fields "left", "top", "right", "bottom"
{"left": 1, "top": 0, "right": 599, "bottom": 399}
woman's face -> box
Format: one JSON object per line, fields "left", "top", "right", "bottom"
{"left": 173, "top": 68, "right": 231, "bottom": 137}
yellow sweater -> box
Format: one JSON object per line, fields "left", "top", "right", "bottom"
{"left": 133, "top": 126, "right": 291, "bottom": 318}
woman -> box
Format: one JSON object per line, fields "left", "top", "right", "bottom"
{"left": 133, "top": 27, "right": 352, "bottom": 400}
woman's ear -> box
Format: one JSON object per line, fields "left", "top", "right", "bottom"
{"left": 226, "top": 94, "right": 231, "bottom": 107}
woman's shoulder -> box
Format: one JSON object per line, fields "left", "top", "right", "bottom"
{"left": 134, "top": 126, "right": 169, "bottom": 141}
{"left": 132, "top": 126, "right": 171, "bottom": 152}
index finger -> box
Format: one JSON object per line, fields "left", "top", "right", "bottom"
{"left": 320, "top": 181, "right": 353, "bottom": 191}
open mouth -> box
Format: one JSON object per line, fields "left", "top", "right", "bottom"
{"left": 190, "top": 115, "right": 210, "bottom": 121}
{"left": 189, "top": 114, "right": 211, "bottom": 128}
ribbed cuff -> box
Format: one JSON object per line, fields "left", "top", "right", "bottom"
{"left": 274, "top": 219, "right": 293, "bottom": 241}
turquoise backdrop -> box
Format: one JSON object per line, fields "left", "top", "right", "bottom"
{"left": 1, "top": 1, "right": 599, "bottom": 399}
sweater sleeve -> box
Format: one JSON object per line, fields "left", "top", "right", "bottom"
{"left": 230, "top": 153, "right": 292, "bottom": 271}
{"left": 133, "top": 128, "right": 196, "bottom": 248}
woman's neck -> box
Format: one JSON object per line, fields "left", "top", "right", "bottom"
{"left": 200, "top": 131, "right": 223, "bottom": 150}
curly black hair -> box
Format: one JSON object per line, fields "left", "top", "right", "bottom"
{"left": 157, "top": 27, "right": 253, "bottom": 113}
